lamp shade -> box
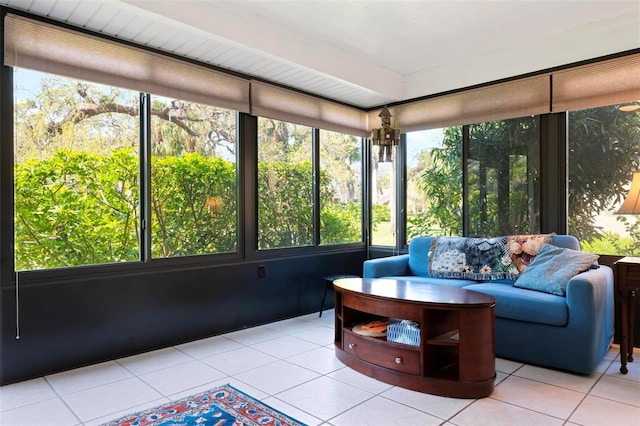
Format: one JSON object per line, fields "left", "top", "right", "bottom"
{"left": 617, "top": 172, "right": 640, "bottom": 214}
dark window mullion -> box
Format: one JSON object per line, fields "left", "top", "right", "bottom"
{"left": 462, "top": 125, "right": 470, "bottom": 236}
{"left": 313, "top": 128, "right": 321, "bottom": 246}
{"left": 397, "top": 134, "right": 407, "bottom": 249}
{"left": 140, "top": 93, "right": 152, "bottom": 261}
{"left": 363, "top": 137, "right": 370, "bottom": 248}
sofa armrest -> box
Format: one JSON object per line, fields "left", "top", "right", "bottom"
{"left": 363, "top": 254, "right": 411, "bottom": 278}
{"left": 565, "top": 265, "right": 615, "bottom": 338}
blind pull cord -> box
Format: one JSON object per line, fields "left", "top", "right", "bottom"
{"left": 15, "top": 271, "right": 20, "bottom": 340}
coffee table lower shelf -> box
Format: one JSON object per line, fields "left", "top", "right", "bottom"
{"left": 335, "top": 347, "right": 495, "bottom": 399}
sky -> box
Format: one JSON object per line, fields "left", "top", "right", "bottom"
{"left": 406, "top": 128, "right": 444, "bottom": 167}
{"left": 14, "top": 68, "right": 44, "bottom": 101}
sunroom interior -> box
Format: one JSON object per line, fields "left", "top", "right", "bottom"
{"left": 1, "top": 0, "right": 640, "bottom": 386}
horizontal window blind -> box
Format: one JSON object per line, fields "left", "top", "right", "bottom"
{"left": 5, "top": 13, "right": 637, "bottom": 135}
{"left": 251, "top": 81, "right": 370, "bottom": 137}
{"left": 4, "top": 14, "right": 251, "bottom": 112}
{"left": 552, "top": 54, "right": 640, "bottom": 112}
{"left": 388, "top": 75, "right": 551, "bottom": 132}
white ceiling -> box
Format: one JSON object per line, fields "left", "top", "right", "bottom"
{"left": 2, "top": 0, "right": 639, "bottom": 109}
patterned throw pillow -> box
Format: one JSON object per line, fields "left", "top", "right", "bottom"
{"left": 506, "top": 233, "right": 555, "bottom": 273}
{"left": 429, "top": 236, "right": 518, "bottom": 281}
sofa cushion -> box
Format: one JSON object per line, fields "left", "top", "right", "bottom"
{"left": 408, "top": 236, "right": 436, "bottom": 277}
{"left": 513, "top": 244, "right": 599, "bottom": 296}
{"left": 549, "top": 234, "right": 580, "bottom": 251}
{"left": 464, "top": 283, "right": 569, "bottom": 326}
{"left": 428, "top": 236, "right": 517, "bottom": 280}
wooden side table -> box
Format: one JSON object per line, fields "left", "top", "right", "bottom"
{"left": 614, "top": 257, "right": 640, "bottom": 374}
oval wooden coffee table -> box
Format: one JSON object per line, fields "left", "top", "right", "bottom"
{"left": 333, "top": 278, "right": 496, "bottom": 398}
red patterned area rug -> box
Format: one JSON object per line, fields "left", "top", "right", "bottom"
{"left": 101, "top": 384, "right": 306, "bottom": 426}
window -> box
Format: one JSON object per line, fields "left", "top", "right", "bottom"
{"left": 14, "top": 69, "right": 140, "bottom": 270}
{"left": 371, "top": 147, "right": 396, "bottom": 246}
{"left": 150, "top": 96, "right": 238, "bottom": 258}
{"left": 467, "top": 116, "right": 540, "bottom": 236}
{"left": 8, "top": 13, "right": 254, "bottom": 270}
{"left": 257, "top": 118, "right": 313, "bottom": 249}
{"left": 319, "top": 130, "right": 362, "bottom": 245}
{"left": 399, "top": 118, "right": 540, "bottom": 244}
{"left": 568, "top": 103, "right": 640, "bottom": 255}
{"left": 13, "top": 68, "right": 242, "bottom": 271}
{"left": 406, "top": 127, "right": 463, "bottom": 239}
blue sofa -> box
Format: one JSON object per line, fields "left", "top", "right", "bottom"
{"left": 363, "top": 235, "right": 614, "bottom": 375}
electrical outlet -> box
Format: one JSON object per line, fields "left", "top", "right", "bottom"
{"left": 258, "top": 265, "right": 266, "bottom": 278}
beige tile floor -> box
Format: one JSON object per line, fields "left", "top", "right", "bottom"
{"left": 0, "top": 310, "right": 638, "bottom": 426}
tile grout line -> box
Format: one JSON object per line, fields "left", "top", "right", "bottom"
{"left": 42, "top": 375, "right": 84, "bottom": 426}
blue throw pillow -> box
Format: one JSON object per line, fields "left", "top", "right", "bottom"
{"left": 513, "top": 244, "right": 599, "bottom": 296}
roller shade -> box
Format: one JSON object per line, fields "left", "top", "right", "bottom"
{"left": 389, "top": 75, "right": 551, "bottom": 132}
{"left": 4, "top": 14, "right": 251, "bottom": 112}
{"left": 251, "top": 81, "right": 370, "bottom": 137}
{"left": 552, "top": 54, "right": 640, "bottom": 112}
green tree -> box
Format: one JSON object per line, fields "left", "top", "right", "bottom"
{"left": 14, "top": 73, "right": 363, "bottom": 268}
{"left": 149, "top": 97, "right": 237, "bottom": 158}
{"left": 320, "top": 203, "right": 362, "bottom": 244}
{"left": 466, "top": 117, "right": 538, "bottom": 236}
{"left": 257, "top": 160, "right": 315, "bottom": 248}
{"left": 568, "top": 106, "right": 640, "bottom": 243}
{"left": 15, "top": 149, "right": 140, "bottom": 269}
{"left": 408, "top": 127, "right": 463, "bottom": 237}
{"left": 151, "top": 154, "right": 238, "bottom": 257}
{"left": 412, "top": 108, "right": 640, "bottom": 245}
{"left": 320, "top": 130, "right": 362, "bottom": 244}
{"left": 15, "top": 75, "right": 139, "bottom": 162}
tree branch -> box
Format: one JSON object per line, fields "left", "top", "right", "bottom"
{"left": 46, "top": 103, "right": 202, "bottom": 138}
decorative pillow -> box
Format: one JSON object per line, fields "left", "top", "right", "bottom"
{"left": 506, "top": 233, "right": 555, "bottom": 273}
{"left": 513, "top": 244, "right": 599, "bottom": 296}
{"left": 429, "top": 236, "right": 519, "bottom": 281}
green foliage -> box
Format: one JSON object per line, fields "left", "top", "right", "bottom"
{"left": 151, "top": 153, "right": 238, "bottom": 257}
{"left": 257, "top": 160, "right": 315, "bottom": 248}
{"left": 568, "top": 106, "right": 640, "bottom": 244}
{"left": 614, "top": 216, "right": 640, "bottom": 255}
{"left": 466, "top": 117, "right": 539, "bottom": 236}
{"left": 320, "top": 202, "right": 362, "bottom": 244}
{"left": 13, "top": 73, "right": 364, "bottom": 270}
{"left": 15, "top": 149, "right": 140, "bottom": 269}
{"left": 256, "top": 122, "right": 363, "bottom": 249}
{"left": 581, "top": 231, "right": 635, "bottom": 256}
{"left": 409, "top": 126, "right": 463, "bottom": 238}
{"left": 16, "top": 150, "right": 363, "bottom": 269}
{"left": 372, "top": 203, "right": 391, "bottom": 223}
{"left": 413, "top": 109, "right": 640, "bottom": 251}
{"left": 15, "top": 149, "right": 239, "bottom": 268}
